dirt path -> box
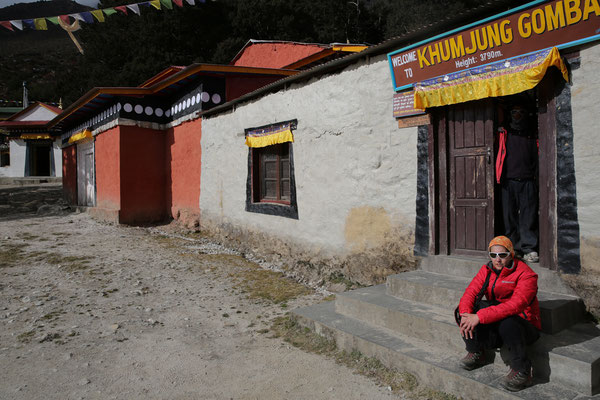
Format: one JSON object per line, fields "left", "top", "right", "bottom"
{"left": 0, "top": 185, "right": 400, "bottom": 400}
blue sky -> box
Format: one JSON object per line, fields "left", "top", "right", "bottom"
{"left": 1, "top": 0, "right": 99, "bottom": 7}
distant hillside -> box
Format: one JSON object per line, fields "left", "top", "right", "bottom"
{"left": 0, "top": 0, "right": 499, "bottom": 107}
{"left": 0, "top": 0, "right": 91, "bottom": 20}
{"left": 0, "top": 0, "right": 92, "bottom": 103}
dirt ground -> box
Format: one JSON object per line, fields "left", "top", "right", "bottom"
{"left": 0, "top": 184, "right": 401, "bottom": 400}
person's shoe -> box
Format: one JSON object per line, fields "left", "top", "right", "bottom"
{"left": 502, "top": 368, "right": 533, "bottom": 392}
{"left": 523, "top": 251, "right": 539, "bottom": 263}
{"left": 460, "top": 351, "right": 485, "bottom": 370}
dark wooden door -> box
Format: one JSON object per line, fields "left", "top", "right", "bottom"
{"left": 447, "top": 99, "right": 495, "bottom": 256}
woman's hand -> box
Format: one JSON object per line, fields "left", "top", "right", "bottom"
{"left": 459, "top": 313, "right": 480, "bottom": 339}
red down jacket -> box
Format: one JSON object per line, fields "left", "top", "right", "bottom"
{"left": 458, "top": 259, "right": 541, "bottom": 330}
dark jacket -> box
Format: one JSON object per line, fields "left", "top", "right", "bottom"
{"left": 459, "top": 259, "right": 541, "bottom": 330}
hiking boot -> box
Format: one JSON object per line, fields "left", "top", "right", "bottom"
{"left": 460, "top": 351, "right": 485, "bottom": 370}
{"left": 502, "top": 368, "right": 533, "bottom": 392}
{"left": 523, "top": 251, "right": 539, "bottom": 263}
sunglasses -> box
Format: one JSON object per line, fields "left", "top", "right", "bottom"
{"left": 489, "top": 252, "right": 510, "bottom": 259}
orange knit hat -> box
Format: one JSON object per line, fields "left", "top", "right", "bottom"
{"left": 488, "top": 235, "right": 514, "bottom": 258}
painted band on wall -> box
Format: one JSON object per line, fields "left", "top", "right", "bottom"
{"left": 388, "top": 0, "right": 600, "bottom": 90}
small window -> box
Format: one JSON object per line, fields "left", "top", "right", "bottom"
{"left": 253, "top": 143, "right": 291, "bottom": 204}
{"left": 245, "top": 122, "right": 298, "bottom": 219}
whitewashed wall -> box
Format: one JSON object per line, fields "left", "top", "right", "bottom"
{"left": 0, "top": 140, "right": 26, "bottom": 177}
{"left": 201, "top": 54, "right": 419, "bottom": 264}
{"left": 571, "top": 42, "right": 600, "bottom": 271}
{"left": 0, "top": 139, "right": 62, "bottom": 178}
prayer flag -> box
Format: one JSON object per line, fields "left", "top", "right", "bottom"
{"left": 23, "top": 19, "right": 35, "bottom": 29}
{"left": 34, "top": 18, "right": 47, "bottom": 30}
{"left": 46, "top": 16, "right": 59, "bottom": 25}
{"left": 103, "top": 8, "right": 118, "bottom": 17}
{"left": 115, "top": 6, "right": 128, "bottom": 14}
{"left": 150, "top": 0, "right": 161, "bottom": 10}
{"left": 127, "top": 4, "right": 141, "bottom": 15}
{"left": 0, "top": 21, "right": 14, "bottom": 31}
{"left": 91, "top": 10, "right": 105, "bottom": 22}
{"left": 59, "top": 15, "right": 71, "bottom": 24}
{"left": 10, "top": 20, "right": 23, "bottom": 30}
{"left": 172, "top": 0, "right": 183, "bottom": 7}
{"left": 79, "top": 12, "right": 95, "bottom": 24}
{"left": 70, "top": 13, "right": 85, "bottom": 22}
{"left": 160, "top": 0, "right": 173, "bottom": 10}
{"left": 185, "top": 0, "right": 195, "bottom": 4}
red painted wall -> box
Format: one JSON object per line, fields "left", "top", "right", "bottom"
{"left": 233, "top": 43, "right": 323, "bottom": 69}
{"left": 62, "top": 145, "right": 77, "bottom": 204}
{"left": 166, "top": 119, "right": 202, "bottom": 227}
{"left": 119, "top": 126, "right": 166, "bottom": 224}
{"left": 95, "top": 127, "right": 121, "bottom": 212}
{"left": 226, "top": 76, "right": 287, "bottom": 102}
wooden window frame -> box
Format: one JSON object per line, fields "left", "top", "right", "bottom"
{"left": 252, "top": 143, "right": 291, "bottom": 205}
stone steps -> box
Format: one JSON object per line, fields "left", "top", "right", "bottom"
{"left": 293, "top": 301, "right": 584, "bottom": 400}
{"left": 386, "top": 270, "right": 584, "bottom": 334}
{"left": 292, "top": 257, "right": 600, "bottom": 398}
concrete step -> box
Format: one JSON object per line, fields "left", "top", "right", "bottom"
{"left": 292, "top": 301, "right": 585, "bottom": 400}
{"left": 333, "top": 284, "right": 600, "bottom": 395}
{"left": 419, "top": 255, "right": 578, "bottom": 296}
{"left": 386, "top": 270, "right": 585, "bottom": 334}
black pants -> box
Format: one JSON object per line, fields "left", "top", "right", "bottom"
{"left": 463, "top": 314, "right": 540, "bottom": 373}
{"left": 501, "top": 178, "right": 538, "bottom": 254}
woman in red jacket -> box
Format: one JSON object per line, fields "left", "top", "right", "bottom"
{"left": 458, "top": 235, "right": 541, "bottom": 392}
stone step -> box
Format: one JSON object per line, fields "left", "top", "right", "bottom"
{"left": 386, "top": 270, "right": 585, "bottom": 334}
{"left": 292, "top": 301, "right": 584, "bottom": 400}
{"left": 333, "top": 284, "right": 600, "bottom": 395}
{"left": 419, "top": 255, "right": 578, "bottom": 296}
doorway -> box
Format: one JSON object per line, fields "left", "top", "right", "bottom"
{"left": 77, "top": 141, "right": 95, "bottom": 206}
{"left": 27, "top": 141, "right": 52, "bottom": 176}
{"left": 429, "top": 84, "right": 556, "bottom": 266}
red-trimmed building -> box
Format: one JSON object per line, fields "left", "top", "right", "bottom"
{"left": 51, "top": 64, "right": 298, "bottom": 226}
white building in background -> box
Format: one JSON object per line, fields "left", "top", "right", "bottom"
{"left": 0, "top": 102, "right": 62, "bottom": 178}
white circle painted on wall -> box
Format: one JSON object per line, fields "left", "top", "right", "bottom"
{"left": 165, "top": 109, "right": 171, "bottom": 118}
{"left": 196, "top": 93, "right": 201, "bottom": 104}
{"left": 145, "top": 106, "right": 153, "bottom": 116}
{"left": 155, "top": 108, "right": 164, "bottom": 117}
{"left": 134, "top": 105, "right": 143, "bottom": 114}
{"left": 186, "top": 98, "right": 191, "bottom": 108}
{"left": 124, "top": 103, "right": 132, "bottom": 113}
{"left": 201, "top": 92, "right": 210, "bottom": 103}
{"left": 191, "top": 96, "right": 196, "bottom": 106}
{"left": 182, "top": 100, "right": 187, "bottom": 110}
{"left": 117, "top": 103, "right": 122, "bottom": 112}
{"left": 212, "top": 94, "right": 221, "bottom": 104}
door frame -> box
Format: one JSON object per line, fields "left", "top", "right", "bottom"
{"left": 428, "top": 79, "right": 559, "bottom": 268}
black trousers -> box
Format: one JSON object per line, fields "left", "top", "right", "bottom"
{"left": 501, "top": 178, "right": 538, "bottom": 254}
{"left": 463, "top": 314, "right": 540, "bottom": 373}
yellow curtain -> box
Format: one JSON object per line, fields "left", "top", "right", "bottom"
{"left": 414, "top": 47, "right": 569, "bottom": 109}
{"left": 20, "top": 134, "right": 52, "bottom": 140}
{"left": 245, "top": 123, "right": 294, "bottom": 148}
{"left": 68, "top": 129, "right": 93, "bottom": 144}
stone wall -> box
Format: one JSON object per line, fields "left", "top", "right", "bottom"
{"left": 200, "top": 54, "right": 420, "bottom": 287}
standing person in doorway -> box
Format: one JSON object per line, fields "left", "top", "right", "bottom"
{"left": 496, "top": 98, "right": 539, "bottom": 263}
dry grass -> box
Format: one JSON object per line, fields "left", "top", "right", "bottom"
{"left": 270, "top": 315, "right": 459, "bottom": 400}
{"left": 0, "top": 243, "right": 29, "bottom": 268}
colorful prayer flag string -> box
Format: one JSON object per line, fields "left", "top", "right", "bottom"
{"left": 0, "top": 0, "right": 200, "bottom": 32}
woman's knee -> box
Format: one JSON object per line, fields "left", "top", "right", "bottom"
{"left": 497, "top": 316, "right": 524, "bottom": 340}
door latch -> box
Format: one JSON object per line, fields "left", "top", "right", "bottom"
{"left": 487, "top": 147, "right": 492, "bottom": 164}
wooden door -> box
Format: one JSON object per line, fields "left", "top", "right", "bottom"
{"left": 447, "top": 99, "right": 495, "bottom": 256}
